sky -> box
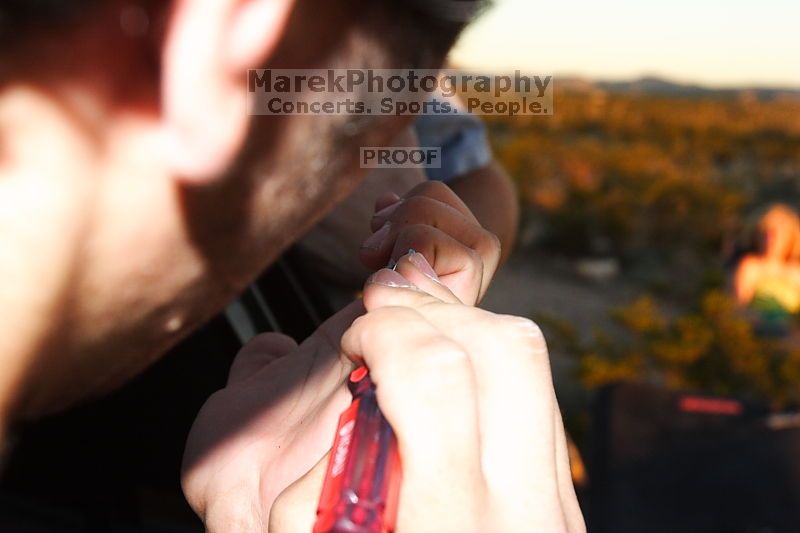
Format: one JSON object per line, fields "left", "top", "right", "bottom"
{"left": 449, "top": 0, "right": 800, "bottom": 88}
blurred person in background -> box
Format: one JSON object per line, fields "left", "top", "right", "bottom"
{"left": 0, "top": 0, "right": 583, "bottom": 531}
{"left": 735, "top": 204, "right": 800, "bottom": 336}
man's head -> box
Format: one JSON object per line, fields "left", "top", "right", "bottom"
{"left": 0, "top": 0, "right": 482, "bottom": 418}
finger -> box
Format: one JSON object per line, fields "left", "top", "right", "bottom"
{"left": 351, "top": 295, "right": 561, "bottom": 508}
{"left": 409, "top": 181, "right": 477, "bottom": 221}
{"left": 361, "top": 201, "right": 500, "bottom": 301}
{"left": 425, "top": 312, "right": 564, "bottom": 529}
{"left": 374, "top": 224, "right": 484, "bottom": 304}
{"left": 374, "top": 192, "right": 401, "bottom": 213}
{"left": 375, "top": 196, "right": 496, "bottom": 260}
{"left": 373, "top": 181, "right": 479, "bottom": 229}
{"left": 227, "top": 332, "right": 298, "bottom": 385}
{"left": 394, "top": 225, "right": 487, "bottom": 303}
{"left": 370, "top": 194, "right": 475, "bottom": 234}
{"left": 361, "top": 269, "right": 443, "bottom": 314}
{"left": 341, "top": 307, "right": 486, "bottom": 532}
{"left": 361, "top": 299, "right": 565, "bottom": 528}
{"left": 393, "top": 251, "right": 462, "bottom": 304}
{"left": 306, "top": 299, "right": 367, "bottom": 355}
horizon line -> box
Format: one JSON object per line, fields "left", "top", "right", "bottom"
{"left": 445, "top": 65, "right": 800, "bottom": 92}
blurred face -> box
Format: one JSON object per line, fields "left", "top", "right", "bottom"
{"left": 0, "top": 0, "right": 465, "bottom": 418}
{"left": 760, "top": 210, "right": 797, "bottom": 260}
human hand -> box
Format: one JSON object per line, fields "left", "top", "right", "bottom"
{"left": 183, "top": 252, "right": 584, "bottom": 533}
{"left": 360, "top": 181, "right": 502, "bottom": 305}
{"left": 295, "top": 128, "right": 428, "bottom": 289}
{"left": 181, "top": 301, "right": 363, "bottom": 532}
{"left": 272, "top": 255, "right": 584, "bottom": 532}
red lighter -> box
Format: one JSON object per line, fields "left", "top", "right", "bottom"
{"left": 313, "top": 366, "right": 402, "bottom": 533}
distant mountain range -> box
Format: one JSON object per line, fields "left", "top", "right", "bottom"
{"left": 558, "top": 76, "right": 800, "bottom": 100}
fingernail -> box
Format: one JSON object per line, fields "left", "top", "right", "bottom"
{"left": 361, "top": 222, "right": 391, "bottom": 251}
{"left": 372, "top": 201, "right": 402, "bottom": 222}
{"left": 367, "top": 268, "right": 415, "bottom": 288}
{"left": 409, "top": 251, "right": 439, "bottom": 281}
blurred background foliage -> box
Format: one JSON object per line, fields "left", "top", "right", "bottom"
{"left": 485, "top": 87, "right": 800, "bottom": 408}
{"left": 543, "top": 292, "right": 800, "bottom": 409}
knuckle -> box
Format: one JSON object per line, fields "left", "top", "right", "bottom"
{"left": 396, "top": 223, "right": 435, "bottom": 244}
{"left": 349, "top": 307, "right": 430, "bottom": 358}
{"left": 484, "top": 230, "right": 502, "bottom": 255}
{"left": 348, "top": 313, "right": 382, "bottom": 347}
{"left": 375, "top": 334, "right": 474, "bottom": 401}
{"left": 505, "top": 315, "right": 544, "bottom": 337}
{"left": 407, "top": 335, "right": 472, "bottom": 376}
{"left": 349, "top": 312, "right": 372, "bottom": 332}
{"left": 492, "top": 315, "right": 549, "bottom": 358}
{"left": 358, "top": 307, "right": 420, "bottom": 336}
{"left": 473, "top": 229, "right": 501, "bottom": 259}
{"left": 416, "top": 179, "right": 450, "bottom": 197}
{"left": 465, "top": 245, "right": 482, "bottom": 265}
{"left": 396, "top": 196, "right": 449, "bottom": 226}
{"left": 402, "top": 194, "right": 433, "bottom": 211}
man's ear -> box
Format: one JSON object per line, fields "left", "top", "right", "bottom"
{"left": 161, "top": 0, "right": 295, "bottom": 183}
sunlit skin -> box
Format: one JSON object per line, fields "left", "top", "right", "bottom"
{"left": 183, "top": 252, "right": 585, "bottom": 533}
{"left": 0, "top": 0, "right": 453, "bottom": 421}
{"left": 298, "top": 146, "right": 519, "bottom": 290}
{"left": 0, "top": 1, "right": 584, "bottom": 531}
{"left": 735, "top": 205, "right": 800, "bottom": 307}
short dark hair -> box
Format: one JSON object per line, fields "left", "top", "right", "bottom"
{"left": 0, "top": 0, "right": 487, "bottom": 43}
{"left": 0, "top": 0, "right": 102, "bottom": 37}
{"left": 0, "top": 0, "right": 489, "bottom": 86}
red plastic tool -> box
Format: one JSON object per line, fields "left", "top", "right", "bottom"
{"left": 313, "top": 367, "right": 401, "bottom": 533}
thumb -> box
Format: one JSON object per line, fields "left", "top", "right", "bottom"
{"left": 362, "top": 268, "right": 444, "bottom": 313}
{"left": 227, "top": 332, "right": 298, "bottom": 385}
